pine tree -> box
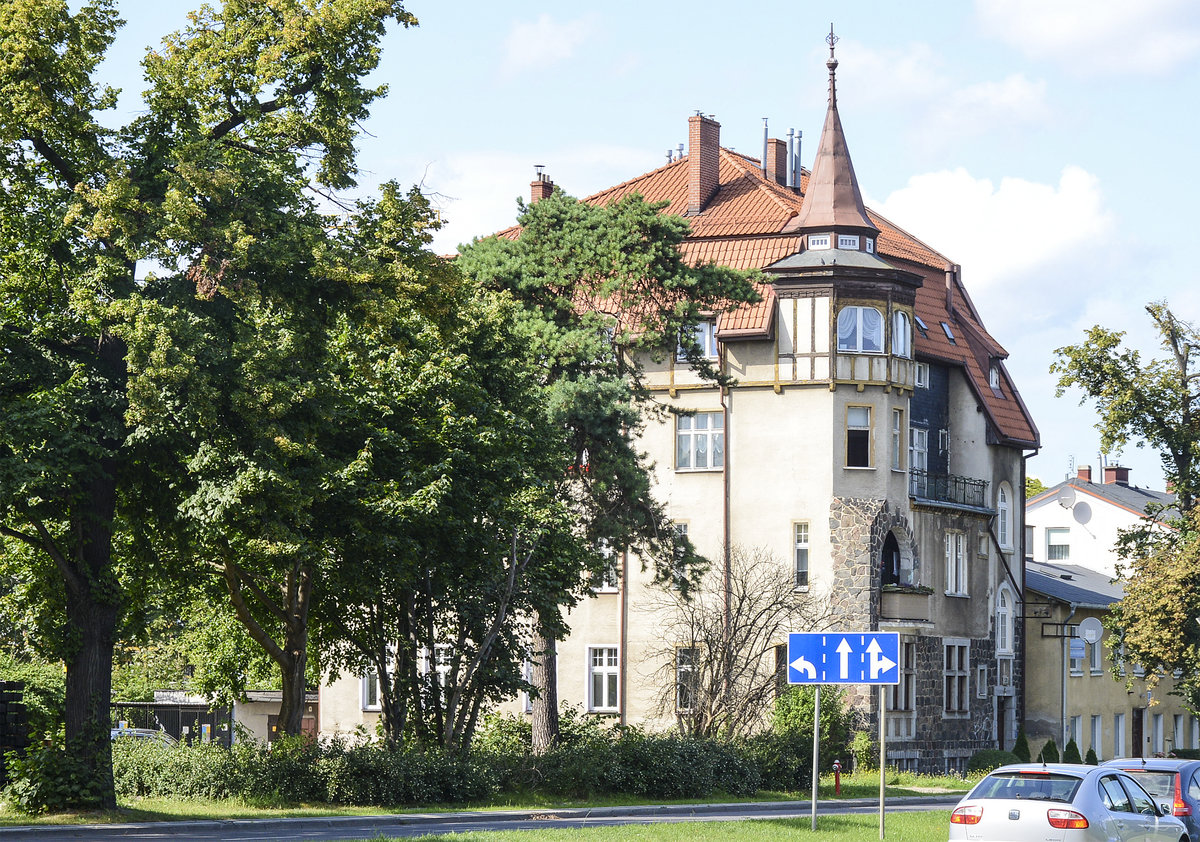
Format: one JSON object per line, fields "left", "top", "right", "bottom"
{"left": 1013, "top": 728, "right": 1032, "bottom": 762}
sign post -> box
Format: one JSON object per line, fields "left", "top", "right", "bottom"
{"left": 787, "top": 632, "right": 900, "bottom": 835}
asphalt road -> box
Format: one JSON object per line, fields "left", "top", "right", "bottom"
{"left": 0, "top": 795, "right": 961, "bottom": 841}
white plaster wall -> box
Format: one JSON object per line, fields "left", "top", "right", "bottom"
{"left": 1026, "top": 487, "right": 1142, "bottom": 576}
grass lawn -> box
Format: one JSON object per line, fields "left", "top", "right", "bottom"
{"left": 385, "top": 811, "right": 955, "bottom": 842}
{"left": 0, "top": 771, "right": 970, "bottom": 827}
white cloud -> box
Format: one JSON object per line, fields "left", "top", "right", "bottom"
{"left": 976, "top": 0, "right": 1200, "bottom": 74}
{"left": 870, "top": 165, "right": 1113, "bottom": 291}
{"left": 502, "top": 14, "right": 598, "bottom": 76}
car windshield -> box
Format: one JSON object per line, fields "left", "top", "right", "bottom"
{"left": 971, "top": 772, "right": 1083, "bottom": 803}
{"left": 1120, "top": 771, "right": 1175, "bottom": 799}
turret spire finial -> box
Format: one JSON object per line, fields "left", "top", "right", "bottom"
{"left": 826, "top": 23, "right": 839, "bottom": 108}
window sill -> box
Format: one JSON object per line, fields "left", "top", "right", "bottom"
{"left": 592, "top": 587, "right": 619, "bottom": 595}
{"left": 844, "top": 466, "right": 876, "bottom": 471}
{"left": 891, "top": 467, "right": 906, "bottom": 474}
{"left": 793, "top": 585, "right": 810, "bottom": 593}
{"left": 944, "top": 591, "right": 969, "bottom": 598}
{"left": 675, "top": 467, "right": 724, "bottom": 473}
{"left": 942, "top": 711, "right": 970, "bottom": 719}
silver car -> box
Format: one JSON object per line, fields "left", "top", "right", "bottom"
{"left": 949, "top": 763, "right": 1188, "bottom": 842}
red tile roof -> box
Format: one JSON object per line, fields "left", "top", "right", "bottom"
{"left": 494, "top": 146, "right": 1039, "bottom": 448}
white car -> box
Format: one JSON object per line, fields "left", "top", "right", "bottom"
{"left": 950, "top": 763, "right": 1188, "bottom": 842}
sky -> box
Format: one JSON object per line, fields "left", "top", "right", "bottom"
{"left": 96, "top": 0, "right": 1200, "bottom": 493}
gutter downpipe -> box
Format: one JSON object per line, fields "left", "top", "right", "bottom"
{"left": 1062, "top": 603, "right": 1077, "bottom": 749}
{"left": 721, "top": 352, "right": 732, "bottom": 705}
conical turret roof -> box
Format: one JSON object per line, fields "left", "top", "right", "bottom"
{"left": 791, "top": 30, "right": 878, "bottom": 235}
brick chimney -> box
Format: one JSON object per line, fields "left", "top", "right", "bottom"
{"left": 687, "top": 114, "right": 720, "bottom": 215}
{"left": 1103, "top": 465, "right": 1130, "bottom": 485}
{"left": 1077, "top": 465, "right": 1092, "bottom": 483}
{"left": 530, "top": 166, "right": 554, "bottom": 204}
{"left": 765, "top": 138, "right": 787, "bottom": 184}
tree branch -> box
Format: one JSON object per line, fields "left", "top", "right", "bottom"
{"left": 208, "top": 64, "right": 324, "bottom": 142}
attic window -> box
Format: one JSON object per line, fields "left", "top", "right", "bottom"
{"left": 866, "top": 238, "right": 875, "bottom": 253}
{"left": 914, "top": 315, "right": 929, "bottom": 337}
{"left": 838, "top": 234, "right": 859, "bottom": 249}
{"left": 989, "top": 364, "right": 1001, "bottom": 390}
{"left": 808, "top": 234, "right": 831, "bottom": 250}
{"left": 940, "top": 322, "right": 957, "bottom": 344}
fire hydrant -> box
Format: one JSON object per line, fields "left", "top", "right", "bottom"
{"left": 833, "top": 759, "right": 842, "bottom": 795}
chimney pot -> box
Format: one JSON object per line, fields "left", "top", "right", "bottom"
{"left": 1103, "top": 465, "right": 1130, "bottom": 485}
{"left": 530, "top": 167, "right": 554, "bottom": 204}
{"left": 1077, "top": 465, "right": 1092, "bottom": 483}
{"left": 687, "top": 114, "right": 721, "bottom": 215}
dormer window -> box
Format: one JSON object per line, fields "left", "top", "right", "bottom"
{"left": 808, "top": 234, "right": 831, "bottom": 250}
{"left": 865, "top": 238, "right": 874, "bottom": 253}
{"left": 837, "top": 306, "right": 883, "bottom": 353}
{"left": 677, "top": 320, "right": 718, "bottom": 361}
{"left": 838, "top": 234, "right": 859, "bottom": 249}
{"left": 989, "top": 364, "right": 1001, "bottom": 390}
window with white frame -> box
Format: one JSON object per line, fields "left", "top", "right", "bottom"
{"left": 892, "top": 311, "right": 912, "bottom": 358}
{"left": 1192, "top": 716, "right": 1199, "bottom": 750}
{"left": 1047, "top": 527, "right": 1070, "bottom": 561}
{"left": 996, "top": 586, "right": 1013, "bottom": 655}
{"left": 677, "top": 321, "right": 718, "bottom": 361}
{"left": 808, "top": 233, "right": 831, "bottom": 249}
{"left": 1070, "top": 715, "right": 1082, "bottom": 747}
{"left": 888, "top": 640, "right": 916, "bottom": 712}
{"left": 944, "top": 641, "right": 969, "bottom": 715}
{"left": 1175, "top": 715, "right": 1185, "bottom": 753}
{"left": 1070, "top": 638, "right": 1083, "bottom": 675}
{"left": 594, "top": 542, "right": 619, "bottom": 593}
{"left": 676, "top": 647, "right": 698, "bottom": 712}
{"left": 1153, "top": 713, "right": 1165, "bottom": 754}
{"left": 910, "top": 426, "right": 928, "bottom": 472}
{"left": 793, "top": 522, "right": 809, "bottom": 588}
{"left": 838, "top": 234, "right": 860, "bottom": 249}
{"left": 432, "top": 644, "right": 452, "bottom": 689}
{"left": 989, "top": 364, "right": 1001, "bottom": 390}
{"left": 1114, "top": 713, "right": 1126, "bottom": 757}
{"left": 1091, "top": 715, "right": 1103, "bottom": 761}
{"left": 997, "top": 483, "right": 1013, "bottom": 549}
{"left": 676, "top": 412, "right": 724, "bottom": 471}
{"left": 846, "top": 405, "right": 872, "bottom": 467}
{"left": 914, "top": 361, "right": 929, "bottom": 388}
{"left": 362, "top": 668, "right": 381, "bottom": 711}
{"left": 976, "top": 664, "right": 987, "bottom": 698}
{"left": 1090, "top": 636, "right": 1104, "bottom": 674}
{"left": 945, "top": 532, "right": 967, "bottom": 595}
{"left": 837, "top": 306, "right": 884, "bottom": 353}
{"left": 891, "top": 409, "right": 904, "bottom": 470}
{"left": 588, "top": 646, "right": 619, "bottom": 712}
{"left": 865, "top": 238, "right": 875, "bottom": 253}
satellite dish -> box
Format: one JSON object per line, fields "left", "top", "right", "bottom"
{"left": 1056, "top": 486, "right": 1076, "bottom": 508}
{"left": 1073, "top": 501, "right": 1092, "bottom": 525}
{"left": 1077, "top": 616, "right": 1104, "bottom": 645}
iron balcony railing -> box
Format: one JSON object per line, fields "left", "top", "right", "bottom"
{"left": 908, "top": 469, "right": 988, "bottom": 509}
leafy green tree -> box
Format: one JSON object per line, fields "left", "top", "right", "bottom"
{"left": 1026, "top": 476, "right": 1048, "bottom": 499}
{"left": 456, "top": 190, "right": 760, "bottom": 751}
{"left": 0, "top": 0, "right": 414, "bottom": 806}
{"left": 1052, "top": 301, "right": 1200, "bottom": 513}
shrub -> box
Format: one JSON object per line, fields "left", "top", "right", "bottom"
{"left": 1012, "top": 728, "right": 1031, "bottom": 762}
{"left": 1085, "top": 747, "right": 1098, "bottom": 765}
{"left": 742, "top": 730, "right": 812, "bottom": 791}
{"left": 3, "top": 739, "right": 109, "bottom": 815}
{"left": 1038, "top": 739, "right": 1060, "bottom": 763}
{"left": 849, "top": 731, "right": 876, "bottom": 772}
{"left": 967, "top": 749, "right": 1019, "bottom": 774}
{"left": 771, "top": 686, "right": 853, "bottom": 771}
{"left": 1062, "top": 739, "right": 1082, "bottom": 764}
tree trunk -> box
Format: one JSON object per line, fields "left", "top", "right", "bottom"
{"left": 530, "top": 617, "right": 559, "bottom": 755}
{"left": 62, "top": 464, "right": 122, "bottom": 809}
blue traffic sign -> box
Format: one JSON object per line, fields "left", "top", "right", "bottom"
{"left": 787, "top": 632, "right": 900, "bottom": 685}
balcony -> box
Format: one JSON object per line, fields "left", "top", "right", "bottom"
{"left": 908, "top": 469, "right": 989, "bottom": 510}
{"left": 880, "top": 587, "right": 932, "bottom": 623}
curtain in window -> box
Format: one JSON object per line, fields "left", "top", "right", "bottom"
{"left": 862, "top": 307, "right": 882, "bottom": 352}
{"left": 837, "top": 307, "right": 858, "bottom": 350}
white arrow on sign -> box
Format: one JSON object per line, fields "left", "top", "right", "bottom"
{"left": 836, "top": 638, "right": 852, "bottom": 679}
{"left": 790, "top": 655, "right": 817, "bottom": 679}
{"left": 866, "top": 638, "right": 896, "bottom": 679}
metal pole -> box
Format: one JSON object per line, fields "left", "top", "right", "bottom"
{"left": 811, "top": 685, "right": 820, "bottom": 831}
{"left": 879, "top": 685, "right": 886, "bottom": 839}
